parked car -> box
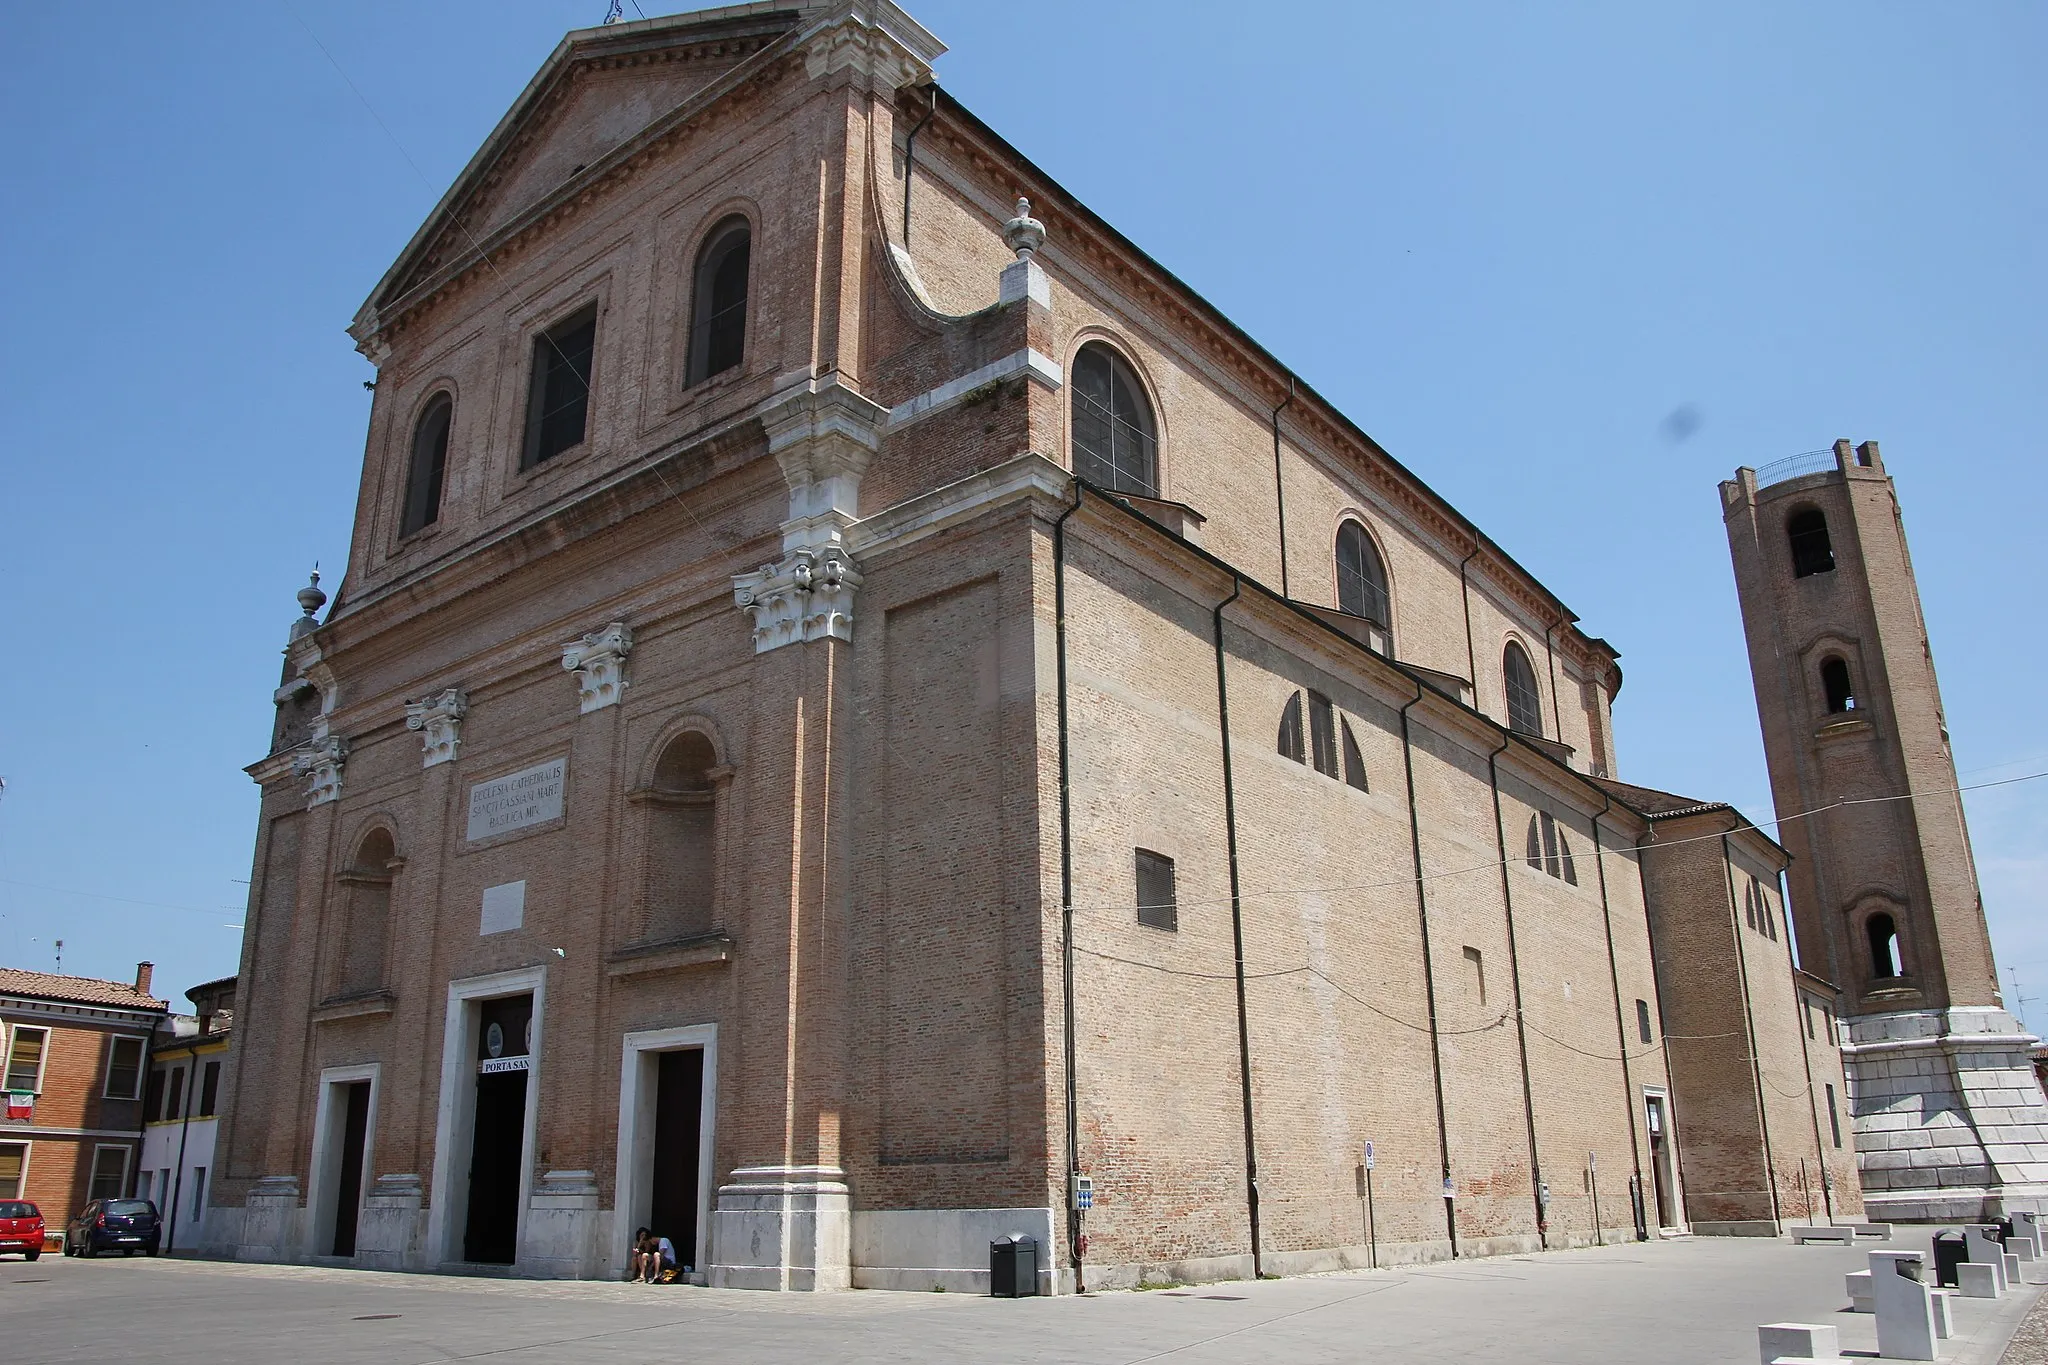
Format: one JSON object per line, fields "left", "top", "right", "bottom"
{"left": 0, "top": 1201, "right": 43, "bottom": 1260}
{"left": 64, "top": 1199, "right": 160, "bottom": 1257}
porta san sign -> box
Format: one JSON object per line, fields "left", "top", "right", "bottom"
{"left": 466, "top": 758, "right": 567, "bottom": 842}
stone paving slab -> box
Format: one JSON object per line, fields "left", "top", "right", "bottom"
{"left": 1, "top": 1230, "right": 2039, "bottom": 1364}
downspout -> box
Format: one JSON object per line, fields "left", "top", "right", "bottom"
{"left": 1212, "top": 574, "right": 1262, "bottom": 1276}
{"left": 1400, "top": 682, "right": 1459, "bottom": 1257}
{"left": 1270, "top": 379, "right": 1296, "bottom": 599}
{"left": 1542, "top": 620, "right": 1566, "bottom": 745}
{"left": 1636, "top": 824, "right": 1691, "bottom": 1228}
{"left": 1458, "top": 547, "right": 1480, "bottom": 695}
{"left": 1486, "top": 738, "right": 1547, "bottom": 1247}
{"left": 900, "top": 85, "right": 937, "bottom": 247}
{"left": 1591, "top": 793, "right": 1646, "bottom": 1242}
{"left": 1723, "top": 832, "right": 1783, "bottom": 1228}
{"left": 1052, "top": 479, "right": 1085, "bottom": 1291}
{"left": 168, "top": 1048, "right": 197, "bottom": 1253}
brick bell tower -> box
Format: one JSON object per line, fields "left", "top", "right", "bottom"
{"left": 1723, "top": 439, "right": 2048, "bottom": 1220}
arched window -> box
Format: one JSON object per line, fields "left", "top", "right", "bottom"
{"left": 1820, "top": 657, "right": 1856, "bottom": 714}
{"left": 1526, "top": 815, "right": 1544, "bottom": 870}
{"left": 1558, "top": 828, "right": 1578, "bottom": 886}
{"left": 687, "top": 217, "right": 751, "bottom": 385}
{"left": 1743, "top": 879, "right": 1758, "bottom": 930}
{"left": 1277, "top": 691, "right": 1306, "bottom": 764}
{"left": 640, "top": 732, "right": 719, "bottom": 942}
{"left": 401, "top": 394, "right": 451, "bottom": 537}
{"left": 336, "top": 828, "right": 395, "bottom": 996}
{"left": 1868, "top": 912, "right": 1901, "bottom": 979}
{"left": 1526, "top": 812, "right": 1576, "bottom": 882}
{"left": 1335, "top": 522, "right": 1391, "bottom": 629}
{"left": 1504, "top": 642, "right": 1544, "bottom": 737}
{"left": 1340, "top": 716, "right": 1369, "bottom": 792}
{"left": 1788, "top": 508, "right": 1835, "bottom": 578}
{"left": 1070, "top": 343, "right": 1157, "bottom": 496}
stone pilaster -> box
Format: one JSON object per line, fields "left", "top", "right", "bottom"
{"left": 1845, "top": 1006, "right": 2048, "bottom": 1220}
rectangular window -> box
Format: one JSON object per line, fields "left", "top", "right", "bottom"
{"left": 1463, "top": 946, "right": 1486, "bottom": 1005}
{"left": 1804, "top": 1000, "right": 1817, "bottom": 1040}
{"left": 191, "top": 1166, "right": 207, "bottom": 1221}
{"left": 521, "top": 305, "right": 598, "bottom": 469}
{"left": 199, "top": 1061, "right": 221, "bottom": 1118}
{"left": 144, "top": 1068, "right": 167, "bottom": 1123}
{"left": 105, "top": 1036, "right": 145, "bottom": 1101}
{"left": 1135, "top": 849, "right": 1177, "bottom": 931}
{"left": 1636, "top": 998, "right": 1654, "bottom": 1045}
{"left": 1825, "top": 1082, "right": 1843, "bottom": 1148}
{"left": 88, "top": 1145, "right": 131, "bottom": 1202}
{"left": 1307, "top": 691, "right": 1339, "bottom": 777}
{"left": 164, "top": 1066, "right": 186, "bottom": 1121}
{"left": 5, "top": 1025, "right": 48, "bottom": 1093}
{"left": 0, "top": 1142, "right": 25, "bottom": 1199}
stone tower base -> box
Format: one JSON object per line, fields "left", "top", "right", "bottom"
{"left": 1845, "top": 1006, "right": 2048, "bottom": 1221}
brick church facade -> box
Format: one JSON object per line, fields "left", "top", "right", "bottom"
{"left": 207, "top": 1, "right": 1858, "bottom": 1289}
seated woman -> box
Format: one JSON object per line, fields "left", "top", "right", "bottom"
{"left": 631, "top": 1227, "right": 679, "bottom": 1283}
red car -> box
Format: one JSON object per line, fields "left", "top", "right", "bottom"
{"left": 0, "top": 1201, "right": 44, "bottom": 1260}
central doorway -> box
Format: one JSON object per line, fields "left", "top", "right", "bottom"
{"left": 464, "top": 993, "right": 532, "bottom": 1265}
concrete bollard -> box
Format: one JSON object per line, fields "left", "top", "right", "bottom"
{"left": 2011, "top": 1233, "right": 2038, "bottom": 1263}
{"left": 1869, "top": 1250, "right": 1937, "bottom": 1362}
{"left": 1929, "top": 1289, "right": 1953, "bottom": 1340}
{"left": 2006, "top": 1252, "right": 2023, "bottom": 1284}
{"left": 1846, "top": 1269, "right": 1874, "bottom": 1313}
{"left": 1958, "top": 1262, "right": 2001, "bottom": 1298}
{"left": 1760, "top": 1323, "right": 1842, "bottom": 1365}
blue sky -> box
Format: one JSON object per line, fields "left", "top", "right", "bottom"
{"left": 1, "top": 2, "right": 2042, "bottom": 1015}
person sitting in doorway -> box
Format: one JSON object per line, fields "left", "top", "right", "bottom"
{"left": 631, "top": 1227, "right": 679, "bottom": 1283}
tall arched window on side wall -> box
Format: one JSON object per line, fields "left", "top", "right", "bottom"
{"left": 687, "top": 217, "right": 751, "bottom": 385}
{"left": 640, "top": 732, "right": 720, "bottom": 942}
{"left": 1788, "top": 507, "right": 1835, "bottom": 578}
{"left": 1070, "top": 343, "right": 1157, "bottom": 496}
{"left": 1868, "top": 912, "right": 1901, "bottom": 979}
{"left": 401, "top": 394, "right": 452, "bottom": 537}
{"left": 1821, "top": 657, "right": 1856, "bottom": 714}
{"left": 336, "top": 828, "right": 395, "bottom": 996}
{"left": 1504, "top": 642, "right": 1544, "bottom": 737}
{"left": 1335, "top": 521, "right": 1391, "bottom": 633}
{"left": 1277, "top": 691, "right": 1306, "bottom": 764}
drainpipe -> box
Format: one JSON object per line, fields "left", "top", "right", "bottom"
{"left": 1458, "top": 547, "right": 1480, "bottom": 695}
{"left": 167, "top": 1049, "right": 197, "bottom": 1253}
{"left": 1399, "top": 681, "right": 1458, "bottom": 1257}
{"left": 1212, "top": 574, "right": 1262, "bottom": 1277}
{"left": 1590, "top": 793, "right": 1646, "bottom": 1242}
{"left": 1723, "top": 832, "right": 1783, "bottom": 1228}
{"left": 1486, "top": 738, "right": 1547, "bottom": 1247}
{"left": 1052, "top": 479, "right": 1085, "bottom": 1292}
{"left": 900, "top": 86, "right": 937, "bottom": 247}
{"left": 1270, "top": 379, "right": 1296, "bottom": 599}
{"left": 1542, "top": 620, "right": 1566, "bottom": 745}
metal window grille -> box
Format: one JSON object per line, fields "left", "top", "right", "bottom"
{"left": 1135, "top": 849, "right": 1177, "bottom": 931}
{"left": 1504, "top": 644, "right": 1544, "bottom": 737}
{"left": 1071, "top": 345, "right": 1157, "bottom": 497}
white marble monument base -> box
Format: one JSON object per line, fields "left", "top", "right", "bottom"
{"left": 354, "top": 1173, "right": 425, "bottom": 1270}
{"left": 234, "top": 1174, "right": 304, "bottom": 1262}
{"left": 708, "top": 1165, "right": 851, "bottom": 1291}
{"left": 1844, "top": 1006, "right": 2048, "bottom": 1221}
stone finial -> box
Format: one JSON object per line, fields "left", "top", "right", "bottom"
{"left": 562, "top": 622, "right": 633, "bottom": 713}
{"left": 1002, "top": 197, "right": 1045, "bottom": 260}
{"left": 404, "top": 688, "right": 469, "bottom": 767}
{"left": 292, "top": 568, "right": 327, "bottom": 639}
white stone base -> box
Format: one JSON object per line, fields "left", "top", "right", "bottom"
{"left": 849, "top": 1207, "right": 1054, "bottom": 1294}
{"left": 234, "top": 1175, "right": 305, "bottom": 1262}
{"left": 708, "top": 1166, "right": 850, "bottom": 1291}
{"left": 354, "top": 1173, "right": 425, "bottom": 1271}
{"left": 522, "top": 1170, "right": 611, "bottom": 1280}
{"left": 1844, "top": 1007, "right": 2048, "bottom": 1222}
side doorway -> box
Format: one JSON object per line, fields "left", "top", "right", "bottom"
{"left": 615, "top": 1025, "right": 717, "bottom": 1279}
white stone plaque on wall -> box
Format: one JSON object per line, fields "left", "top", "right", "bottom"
{"left": 466, "top": 758, "right": 566, "bottom": 842}
{"left": 480, "top": 881, "right": 526, "bottom": 936}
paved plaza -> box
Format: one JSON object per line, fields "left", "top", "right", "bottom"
{"left": 3, "top": 1231, "right": 2040, "bottom": 1364}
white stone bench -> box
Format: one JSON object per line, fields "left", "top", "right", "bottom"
{"left": 1846, "top": 1269, "right": 1873, "bottom": 1313}
{"left": 1760, "top": 1323, "right": 1841, "bottom": 1364}
{"left": 1854, "top": 1222, "right": 1894, "bottom": 1240}
{"left": 1791, "top": 1224, "right": 1857, "bottom": 1244}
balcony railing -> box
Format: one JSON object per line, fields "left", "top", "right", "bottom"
{"left": 1756, "top": 449, "right": 1838, "bottom": 488}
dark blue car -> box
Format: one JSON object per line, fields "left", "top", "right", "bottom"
{"left": 64, "top": 1199, "right": 160, "bottom": 1257}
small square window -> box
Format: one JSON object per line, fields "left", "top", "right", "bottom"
{"left": 1136, "top": 849, "right": 1177, "bottom": 931}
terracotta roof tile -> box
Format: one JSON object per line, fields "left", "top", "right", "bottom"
{"left": 0, "top": 967, "right": 168, "bottom": 1011}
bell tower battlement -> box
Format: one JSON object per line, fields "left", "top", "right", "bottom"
{"left": 1721, "top": 438, "right": 1995, "bottom": 1015}
{"left": 1722, "top": 439, "right": 2048, "bottom": 1222}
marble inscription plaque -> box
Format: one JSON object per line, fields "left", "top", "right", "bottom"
{"left": 466, "top": 758, "right": 566, "bottom": 842}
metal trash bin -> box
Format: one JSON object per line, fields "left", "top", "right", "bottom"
{"left": 1933, "top": 1229, "right": 1969, "bottom": 1288}
{"left": 990, "top": 1234, "right": 1039, "bottom": 1297}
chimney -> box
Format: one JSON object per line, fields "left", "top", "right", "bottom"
{"left": 135, "top": 962, "right": 154, "bottom": 996}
